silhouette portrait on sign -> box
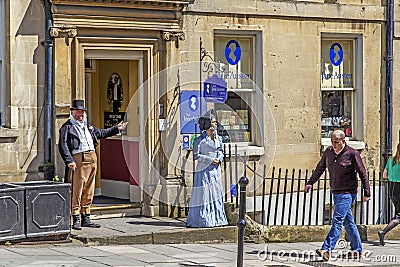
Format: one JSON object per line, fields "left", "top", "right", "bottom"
{"left": 330, "top": 43, "right": 344, "bottom": 66}
{"left": 227, "top": 43, "right": 241, "bottom": 64}
{"left": 189, "top": 96, "right": 197, "bottom": 111}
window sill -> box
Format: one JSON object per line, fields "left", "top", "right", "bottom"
{"left": 321, "top": 138, "right": 365, "bottom": 150}
{"left": 224, "top": 143, "right": 264, "bottom": 157}
{"left": 0, "top": 128, "right": 19, "bottom": 143}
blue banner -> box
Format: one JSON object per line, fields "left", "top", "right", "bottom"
{"left": 180, "top": 91, "right": 207, "bottom": 134}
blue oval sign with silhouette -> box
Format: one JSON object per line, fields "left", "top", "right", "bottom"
{"left": 188, "top": 95, "right": 198, "bottom": 112}
{"left": 225, "top": 40, "right": 241, "bottom": 65}
{"left": 330, "top": 43, "right": 343, "bottom": 66}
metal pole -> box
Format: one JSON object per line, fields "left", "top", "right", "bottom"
{"left": 386, "top": 0, "right": 393, "bottom": 159}
{"left": 237, "top": 176, "right": 248, "bottom": 267}
{"left": 44, "top": 0, "right": 54, "bottom": 180}
{"left": 70, "top": 169, "right": 74, "bottom": 231}
{"left": 199, "top": 37, "right": 203, "bottom": 117}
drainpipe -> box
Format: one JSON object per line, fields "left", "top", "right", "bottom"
{"left": 0, "top": 0, "right": 4, "bottom": 127}
{"left": 386, "top": 0, "right": 394, "bottom": 159}
{"left": 43, "top": 0, "right": 54, "bottom": 180}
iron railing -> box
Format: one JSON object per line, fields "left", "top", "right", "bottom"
{"left": 222, "top": 144, "right": 392, "bottom": 226}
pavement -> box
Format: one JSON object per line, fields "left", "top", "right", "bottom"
{"left": 1, "top": 237, "right": 400, "bottom": 267}
{"left": 1, "top": 212, "right": 400, "bottom": 267}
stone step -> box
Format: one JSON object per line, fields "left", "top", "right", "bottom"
{"left": 90, "top": 203, "right": 142, "bottom": 219}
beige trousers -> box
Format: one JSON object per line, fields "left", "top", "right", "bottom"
{"left": 68, "top": 151, "right": 97, "bottom": 216}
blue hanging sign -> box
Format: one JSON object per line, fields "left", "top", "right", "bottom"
{"left": 203, "top": 74, "right": 227, "bottom": 103}
{"left": 225, "top": 40, "right": 241, "bottom": 65}
{"left": 180, "top": 91, "right": 207, "bottom": 134}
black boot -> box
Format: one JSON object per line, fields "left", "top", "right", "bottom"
{"left": 72, "top": 214, "right": 81, "bottom": 230}
{"left": 81, "top": 214, "right": 101, "bottom": 228}
{"left": 378, "top": 218, "right": 400, "bottom": 246}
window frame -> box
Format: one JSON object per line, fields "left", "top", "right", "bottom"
{"left": 320, "top": 34, "right": 363, "bottom": 141}
{"left": 213, "top": 30, "right": 264, "bottom": 147}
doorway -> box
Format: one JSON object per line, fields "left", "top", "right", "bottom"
{"left": 84, "top": 51, "right": 144, "bottom": 203}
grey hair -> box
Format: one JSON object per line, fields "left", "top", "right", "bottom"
{"left": 331, "top": 129, "right": 345, "bottom": 140}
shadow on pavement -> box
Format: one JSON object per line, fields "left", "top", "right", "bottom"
{"left": 127, "top": 220, "right": 187, "bottom": 227}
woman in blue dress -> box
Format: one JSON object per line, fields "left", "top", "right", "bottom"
{"left": 187, "top": 114, "right": 228, "bottom": 228}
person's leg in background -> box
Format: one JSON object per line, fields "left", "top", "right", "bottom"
{"left": 378, "top": 182, "right": 400, "bottom": 246}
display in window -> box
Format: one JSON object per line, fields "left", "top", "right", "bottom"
{"left": 321, "top": 91, "right": 352, "bottom": 138}
{"left": 236, "top": 110, "right": 248, "bottom": 125}
{"left": 216, "top": 109, "right": 250, "bottom": 143}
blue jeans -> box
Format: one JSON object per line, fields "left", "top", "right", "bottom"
{"left": 322, "top": 193, "right": 362, "bottom": 253}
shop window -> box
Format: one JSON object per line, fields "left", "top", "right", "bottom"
{"left": 215, "top": 92, "right": 251, "bottom": 143}
{"left": 213, "top": 34, "right": 260, "bottom": 144}
{"left": 321, "top": 37, "right": 362, "bottom": 140}
{"left": 0, "top": 0, "right": 5, "bottom": 127}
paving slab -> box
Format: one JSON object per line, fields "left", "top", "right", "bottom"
{"left": 4, "top": 247, "right": 66, "bottom": 256}
{"left": 1, "top": 257, "right": 103, "bottom": 267}
{"left": 83, "top": 255, "right": 148, "bottom": 266}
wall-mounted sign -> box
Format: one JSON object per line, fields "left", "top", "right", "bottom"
{"left": 203, "top": 74, "right": 227, "bottom": 103}
{"left": 159, "top": 119, "right": 166, "bottom": 132}
{"left": 225, "top": 40, "right": 241, "bottom": 65}
{"left": 182, "top": 135, "right": 190, "bottom": 150}
{"left": 180, "top": 91, "right": 207, "bottom": 134}
{"left": 104, "top": 111, "right": 126, "bottom": 129}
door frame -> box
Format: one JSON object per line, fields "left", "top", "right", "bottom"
{"left": 77, "top": 40, "right": 153, "bottom": 202}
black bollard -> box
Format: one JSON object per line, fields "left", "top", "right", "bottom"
{"left": 237, "top": 176, "right": 249, "bottom": 267}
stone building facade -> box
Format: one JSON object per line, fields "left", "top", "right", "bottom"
{"left": 0, "top": 0, "right": 397, "bottom": 215}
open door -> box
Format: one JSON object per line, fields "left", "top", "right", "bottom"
{"left": 84, "top": 53, "right": 143, "bottom": 203}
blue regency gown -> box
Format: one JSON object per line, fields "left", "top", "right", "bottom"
{"left": 187, "top": 131, "right": 228, "bottom": 228}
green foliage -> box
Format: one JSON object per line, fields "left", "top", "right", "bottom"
{"left": 52, "top": 175, "right": 59, "bottom": 182}
{"left": 4, "top": 241, "right": 11, "bottom": 246}
{"left": 43, "top": 162, "right": 54, "bottom": 167}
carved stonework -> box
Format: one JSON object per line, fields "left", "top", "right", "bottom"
{"left": 163, "top": 31, "right": 185, "bottom": 41}
{"left": 50, "top": 26, "right": 78, "bottom": 38}
{"left": 50, "top": 0, "right": 194, "bottom": 10}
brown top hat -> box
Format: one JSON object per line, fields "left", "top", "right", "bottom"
{"left": 70, "top": 99, "right": 87, "bottom": 111}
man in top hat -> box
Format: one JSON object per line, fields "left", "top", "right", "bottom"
{"left": 58, "top": 99, "right": 128, "bottom": 230}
